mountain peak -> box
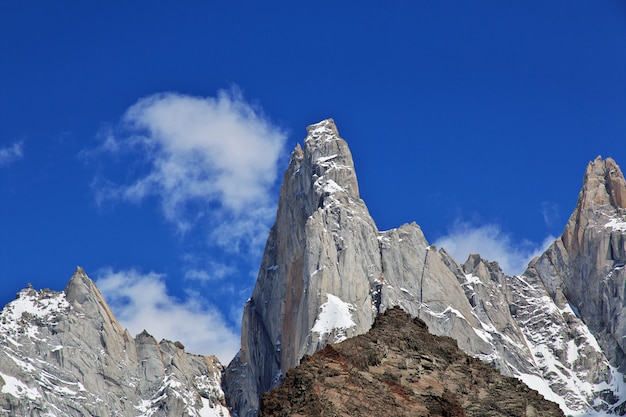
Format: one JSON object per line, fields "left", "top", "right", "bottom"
{"left": 562, "top": 156, "right": 626, "bottom": 252}
{"left": 0, "top": 272, "right": 231, "bottom": 416}
{"left": 582, "top": 156, "right": 626, "bottom": 209}
{"left": 64, "top": 266, "right": 101, "bottom": 304}
{"left": 305, "top": 118, "right": 338, "bottom": 137}
{"left": 303, "top": 118, "right": 360, "bottom": 203}
{"left": 63, "top": 268, "right": 124, "bottom": 336}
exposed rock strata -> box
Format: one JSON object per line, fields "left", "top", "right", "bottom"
{"left": 260, "top": 307, "right": 564, "bottom": 417}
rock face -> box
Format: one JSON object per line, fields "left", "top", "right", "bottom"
{"left": 260, "top": 307, "right": 565, "bottom": 417}
{"left": 223, "top": 119, "right": 384, "bottom": 417}
{"left": 539, "top": 157, "right": 626, "bottom": 366}
{"left": 0, "top": 267, "right": 230, "bottom": 417}
{"left": 224, "top": 120, "right": 626, "bottom": 417}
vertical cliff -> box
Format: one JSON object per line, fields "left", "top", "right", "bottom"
{"left": 224, "top": 121, "right": 626, "bottom": 416}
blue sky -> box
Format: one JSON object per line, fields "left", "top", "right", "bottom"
{"left": 1, "top": 1, "right": 625, "bottom": 363}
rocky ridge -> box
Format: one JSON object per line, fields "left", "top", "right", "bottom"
{"left": 0, "top": 267, "right": 229, "bottom": 417}
{"left": 260, "top": 307, "right": 564, "bottom": 417}
{"left": 224, "top": 119, "right": 626, "bottom": 417}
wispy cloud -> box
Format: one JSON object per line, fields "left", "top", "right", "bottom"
{"left": 435, "top": 221, "right": 556, "bottom": 276}
{"left": 540, "top": 201, "right": 560, "bottom": 229}
{"left": 96, "top": 88, "right": 287, "bottom": 254}
{"left": 95, "top": 268, "right": 239, "bottom": 363}
{"left": 87, "top": 88, "right": 287, "bottom": 363}
{"left": 184, "top": 260, "right": 236, "bottom": 282}
{"left": 0, "top": 141, "right": 24, "bottom": 167}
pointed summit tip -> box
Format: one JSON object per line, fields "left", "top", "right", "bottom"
{"left": 581, "top": 156, "right": 626, "bottom": 209}
{"left": 64, "top": 266, "right": 98, "bottom": 305}
{"left": 306, "top": 118, "right": 339, "bottom": 137}
{"left": 562, "top": 156, "right": 626, "bottom": 251}
{"left": 73, "top": 265, "right": 87, "bottom": 277}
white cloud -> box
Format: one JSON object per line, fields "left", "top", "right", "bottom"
{"left": 0, "top": 141, "right": 23, "bottom": 166}
{"left": 95, "top": 268, "right": 239, "bottom": 364}
{"left": 434, "top": 221, "right": 556, "bottom": 276}
{"left": 185, "top": 261, "right": 236, "bottom": 282}
{"left": 540, "top": 201, "right": 560, "bottom": 229}
{"left": 99, "top": 88, "right": 286, "bottom": 252}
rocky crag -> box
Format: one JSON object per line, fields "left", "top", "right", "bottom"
{"left": 260, "top": 307, "right": 564, "bottom": 417}
{"left": 0, "top": 268, "right": 229, "bottom": 417}
{"left": 224, "top": 119, "right": 626, "bottom": 417}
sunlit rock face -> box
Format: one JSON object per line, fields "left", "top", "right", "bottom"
{"left": 543, "top": 156, "right": 626, "bottom": 366}
{"left": 527, "top": 156, "right": 626, "bottom": 412}
{"left": 223, "top": 119, "right": 383, "bottom": 417}
{"left": 224, "top": 120, "right": 626, "bottom": 417}
{"left": 0, "top": 268, "right": 230, "bottom": 417}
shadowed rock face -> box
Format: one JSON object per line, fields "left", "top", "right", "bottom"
{"left": 260, "top": 307, "right": 564, "bottom": 417}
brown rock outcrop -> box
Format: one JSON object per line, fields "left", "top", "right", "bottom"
{"left": 260, "top": 307, "right": 564, "bottom": 417}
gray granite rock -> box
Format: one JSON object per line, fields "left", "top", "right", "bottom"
{"left": 224, "top": 121, "right": 626, "bottom": 416}
{"left": 0, "top": 268, "right": 230, "bottom": 417}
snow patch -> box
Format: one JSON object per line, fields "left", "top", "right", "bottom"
{"left": 322, "top": 179, "right": 343, "bottom": 194}
{"left": 473, "top": 327, "right": 494, "bottom": 344}
{"left": 517, "top": 372, "right": 572, "bottom": 414}
{"left": 308, "top": 120, "right": 336, "bottom": 139}
{"left": 198, "top": 397, "right": 230, "bottom": 417}
{"left": 423, "top": 305, "right": 469, "bottom": 323}
{"left": 465, "top": 274, "right": 482, "bottom": 285}
{"left": 312, "top": 293, "right": 356, "bottom": 343}
{"left": 0, "top": 372, "right": 41, "bottom": 400}
{"left": 567, "top": 339, "right": 579, "bottom": 365}
{"left": 604, "top": 216, "right": 626, "bottom": 232}
{"left": 0, "top": 288, "right": 70, "bottom": 340}
{"left": 316, "top": 154, "right": 337, "bottom": 163}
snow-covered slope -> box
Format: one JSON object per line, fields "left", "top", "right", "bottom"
{"left": 224, "top": 119, "right": 626, "bottom": 417}
{"left": 0, "top": 268, "right": 230, "bottom": 417}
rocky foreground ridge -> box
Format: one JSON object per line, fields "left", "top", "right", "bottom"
{"left": 260, "top": 307, "right": 564, "bottom": 417}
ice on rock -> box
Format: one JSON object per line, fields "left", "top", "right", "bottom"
{"left": 604, "top": 216, "right": 626, "bottom": 232}
{"left": 312, "top": 294, "right": 357, "bottom": 343}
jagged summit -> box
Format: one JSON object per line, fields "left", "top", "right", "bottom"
{"left": 296, "top": 118, "right": 360, "bottom": 206}
{"left": 305, "top": 118, "right": 339, "bottom": 136}
{"left": 224, "top": 119, "right": 626, "bottom": 417}
{"left": 582, "top": 156, "right": 626, "bottom": 209}
{"left": 0, "top": 269, "right": 230, "bottom": 417}
{"left": 531, "top": 156, "right": 626, "bottom": 369}
{"left": 224, "top": 118, "right": 382, "bottom": 417}
{"left": 563, "top": 156, "right": 626, "bottom": 253}
{"left": 63, "top": 264, "right": 127, "bottom": 340}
